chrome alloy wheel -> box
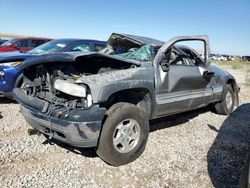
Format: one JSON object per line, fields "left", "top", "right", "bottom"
{"left": 112, "top": 119, "right": 141, "bottom": 153}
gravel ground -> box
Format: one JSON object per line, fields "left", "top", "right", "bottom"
{"left": 0, "top": 65, "right": 249, "bottom": 187}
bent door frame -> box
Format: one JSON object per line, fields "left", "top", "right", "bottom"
{"left": 153, "top": 36, "right": 212, "bottom": 117}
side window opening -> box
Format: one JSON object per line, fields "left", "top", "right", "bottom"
{"left": 175, "top": 41, "right": 206, "bottom": 67}
{"left": 169, "top": 50, "right": 186, "bottom": 65}
{"left": 178, "top": 47, "right": 204, "bottom": 67}
{"left": 161, "top": 47, "right": 187, "bottom": 66}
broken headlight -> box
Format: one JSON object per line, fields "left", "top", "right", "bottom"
{"left": 54, "top": 79, "right": 87, "bottom": 98}
{"left": 54, "top": 79, "right": 93, "bottom": 108}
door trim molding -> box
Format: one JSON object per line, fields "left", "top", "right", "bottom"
{"left": 156, "top": 87, "right": 221, "bottom": 104}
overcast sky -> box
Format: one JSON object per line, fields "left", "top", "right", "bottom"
{"left": 0, "top": 0, "right": 249, "bottom": 55}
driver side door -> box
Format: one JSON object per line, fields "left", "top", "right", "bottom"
{"left": 154, "top": 36, "right": 214, "bottom": 117}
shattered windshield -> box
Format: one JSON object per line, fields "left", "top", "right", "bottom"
{"left": 116, "top": 45, "right": 152, "bottom": 62}
{"left": 100, "top": 34, "right": 154, "bottom": 62}
{"left": 100, "top": 45, "right": 152, "bottom": 62}
{"left": 101, "top": 45, "right": 152, "bottom": 62}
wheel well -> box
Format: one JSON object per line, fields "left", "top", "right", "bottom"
{"left": 100, "top": 89, "right": 152, "bottom": 118}
{"left": 227, "top": 78, "right": 236, "bottom": 92}
{"left": 226, "top": 78, "right": 239, "bottom": 105}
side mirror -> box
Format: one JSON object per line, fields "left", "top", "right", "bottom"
{"left": 160, "top": 60, "right": 169, "bottom": 72}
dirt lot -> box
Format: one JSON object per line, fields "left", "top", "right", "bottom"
{"left": 0, "top": 63, "right": 249, "bottom": 187}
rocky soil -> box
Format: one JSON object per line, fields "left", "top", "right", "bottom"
{"left": 0, "top": 65, "right": 249, "bottom": 187}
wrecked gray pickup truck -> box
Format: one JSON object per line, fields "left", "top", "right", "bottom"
{"left": 13, "top": 33, "right": 240, "bottom": 166}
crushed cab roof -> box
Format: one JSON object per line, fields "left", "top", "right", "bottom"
{"left": 108, "top": 33, "right": 164, "bottom": 47}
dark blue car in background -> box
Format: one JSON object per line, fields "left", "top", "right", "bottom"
{"left": 0, "top": 39, "right": 106, "bottom": 97}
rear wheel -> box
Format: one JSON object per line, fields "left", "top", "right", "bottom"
{"left": 96, "top": 102, "right": 149, "bottom": 166}
{"left": 215, "top": 84, "right": 235, "bottom": 115}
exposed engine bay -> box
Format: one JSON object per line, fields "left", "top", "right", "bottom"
{"left": 20, "top": 55, "right": 138, "bottom": 114}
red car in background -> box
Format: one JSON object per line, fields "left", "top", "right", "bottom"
{"left": 0, "top": 37, "right": 51, "bottom": 53}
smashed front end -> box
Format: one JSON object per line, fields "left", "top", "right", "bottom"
{"left": 13, "top": 59, "right": 108, "bottom": 147}
{"left": 13, "top": 52, "right": 142, "bottom": 147}
{"left": 13, "top": 33, "right": 158, "bottom": 147}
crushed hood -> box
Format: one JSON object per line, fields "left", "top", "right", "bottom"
{"left": 19, "top": 51, "right": 141, "bottom": 71}
{"left": 75, "top": 68, "right": 139, "bottom": 85}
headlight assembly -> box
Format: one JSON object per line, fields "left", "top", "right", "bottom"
{"left": 0, "top": 70, "right": 4, "bottom": 76}
{"left": 54, "top": 79, "right": 87, "bottom": 98}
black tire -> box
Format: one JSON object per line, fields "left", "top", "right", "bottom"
{"left": 96, "top": 102, "right": 149, "bottom": 166}
{"left": 215, "top": 84, "right": 235, "bottom": 115}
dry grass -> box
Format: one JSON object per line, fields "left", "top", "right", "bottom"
{"left": 212, "top": 60, "right": 250, "bottom": 70}
{"left": 245, "top": 75, "right": 250, "bottom": 85}
{"left": 212, "top": 60, "right": 250, "bottom": 86}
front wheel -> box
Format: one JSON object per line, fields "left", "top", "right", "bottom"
{"left": 96, "top": 102, "right": 149, "bottom": 166}
{"left": 214, "top": 84, "right": 235, "bottom": 115}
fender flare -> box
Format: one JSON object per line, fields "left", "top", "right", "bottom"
{"left": 97, "top": 80, "right": 156, "bottom": 118}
